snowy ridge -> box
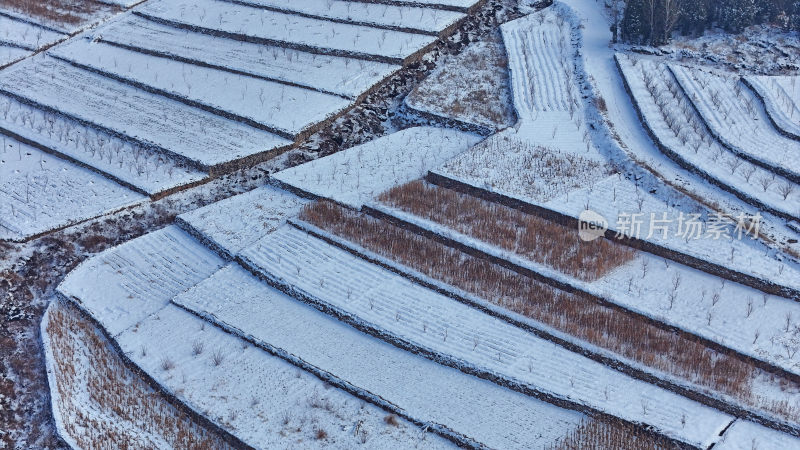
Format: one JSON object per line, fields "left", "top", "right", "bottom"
{"left": 237, "top": 224, "right": 733, "bottom": 447}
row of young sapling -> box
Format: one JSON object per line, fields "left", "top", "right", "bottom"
{"left": 0, "top": 96, "right": 185, "bottom": 182}
{"left": 1, "top": 24, "right": 52, "bottom": 49}
{"left": 636, "top": 61, "right": 798, "bottom": 203}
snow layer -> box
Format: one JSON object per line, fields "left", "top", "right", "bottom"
{"left": 0, "top": 55, "right": 290, "bottom": 168}
{"left": 0, "top": 134, "right": 144, "bottom": 241}
{"left": 371, "top": 201, "right": 800, "bottom": 412}
{"left": 50, "top": 39, "right": 352, "bottom": 137}
{"left": 0, "top": 44, "right": 29, "bottom": 66}
{"left": 136, "top": 0, "right": 436, "bottom": 63}
{"left": 0, "top": 14, "right": 63, "bottom": 50}
{"left": 57, "top": 226, "right": 225, "bottom": 336}
{"left": 671, "top": 63, "right": 800, "bottom": 181}
{"left": 177, "top": 186, "right": 308, "bottom": 257}
{"left": 96, "top": 16, "right": 397, "bottom": 99}
{"left": 238, "top": 224, "right": 734, "bottom": 447}
{"left": 746, "top": 75, "right": 800, "bottom": 140}
{"left": 716, "top": 420, "right": 800, "bottom": 450}
{"left": 0, "top": 94, "right": 205, "bottom": 195}
{"left": 272, "top": 127, "right": 481, "bottom": 208}
{"left": 617, "top": 55, "right": 799, "bottom": 218}
{"left": 226, "top": 0, "right": 464, "bottom": 34}
{"left": 173, "top": 264, "right": 586, "bottom": 449}
{"left": 117, "top": 301, "right": 454, "bottom": 449}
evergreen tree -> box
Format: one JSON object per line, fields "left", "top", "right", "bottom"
{"left": 677, "top": 0, "right": 711, "bottom": 36}
{"left": 621, "top": 0, "right": 649, "bottom": 44}
{"left": 715, "top": 0, "right": 759, "bottom": 33}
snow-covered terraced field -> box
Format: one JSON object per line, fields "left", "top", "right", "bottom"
{"left": 0, "top": 135, "right": 144, "bottom": 241}
{"left": 0, "top": 44, "right": 28, "bottom": 66}
{"left": 371, "top": 200, "right": 800, "bottom": 394}
{"left": 436, "top": 130, "right": 610, "bottom": 203}
{"left": 50, "top": 38, "right": 351, "bottom": 137}
{"left": 116, "top": 301, "right": 455, "bottom": 449}
{"left": 671, "top": 63, "right": 800, "bottom": 183}
{"left": 0, "top": 14, "right": 64, "bottom": 51}
{"left": 502, "top": 13, "right": 577, "bottom": 116}
{"left": 238, "top": 224, "right": 733, "bottom": 447}
{"left": 0, "top": 94, "right": 205, "bottom": 195}
{"left": 353, "top": 0, "right": 481, "bottom": 11}
{"left": 745, "top": 75, "right": 800, "bottom": 140}
{"left": 135, "top": 0, "right": 437, "bottom": 64}
{"left": 58, "top": 226, "right": 225, "bottom": 337}
{"left": 430, "top": 167, "right": 800, "bottom": 298}
{"left": 716, "top": 420, "right": 800, "bottom": 450}
{"left": 96, "top": 16, "right": 397, "bottom": 99}
{"left": 173, "top": 264, "right": 589, "bottom": 449}
{"left": 272, "top": 127, "right": 481, "bottom": 208}
{"left": 617, "top": 55, "right": 800, "bottom": 219}
{"left": 177, "top": 186, "right": 308, "bottom": 257}
{"left": 223, "top": 0, "right": 465, "bottom": 35}
{"left": 0, "top": 56, "right": 290, "bottom": 169}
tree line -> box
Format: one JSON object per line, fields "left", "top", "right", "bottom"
{"left": 617, "top": 0, "right": 800, "bottom": 45}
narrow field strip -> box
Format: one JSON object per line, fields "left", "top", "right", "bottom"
{"left": 346, "top": 0, "right": 481, "bottom": 13}
{"left": 97, "top": 16, "right": 398, "bottom": 100}
{"left": 0, "top": 56, "right": 291, "bottom": 169}
{"left": 744, "top": 75, "right": 800, "bottom": 141}
{"left": 176, "top": 186, "right": 309, "bottom": 258}
{"left": 134, "top": 0, "right": 437, "bottom": 65}
{"left": 0, "top": 134, "right": 144, "bottom": 241}
{"left": 238, "top": 219, "right": 733, "bottom": 447}
{"left": 0, "top": 43, "right": 29, "bottom": 66}
{"left": 50, "top": 39, "right": 352, "bottom": 138}
{"left": 271, "top": 126, "right": 481, "bottom": 208}
{"left": 616, "top": 55, "right": 800, "bottom": 221}
{"left": 0, "top": 94, "right": 205, "bottom": 196}
{"left": 57, "top": 225, "right": 226, "bottom": 337}
{"left": 670, "top": 63, "right": 800, "bottom": 184}
{"left": 171, "top": 263, "right": 593, "bottom": 449}
{"left": 219, "top": 0, "right": 464, "bottom": 35}
{"left": 0, "top": 13, "right": 64, "bottom": 50}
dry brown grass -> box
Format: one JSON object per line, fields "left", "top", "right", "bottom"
{"left": 301, "top": 201, "right": 800, "bottom": 422}
{"left": 44, "top": 300, "right": 234, "bottom": 449}
{"left": 0, "top": 0, "right": 114, "bottom": 25}
{"left": 379, "top": 180, "right": 635, "bottom": 281}
{"left": 549, "top": 419, "right": 675, "bottom": 450}
{"left": 407, "top": 34, "right": 515, "bottom": 128}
